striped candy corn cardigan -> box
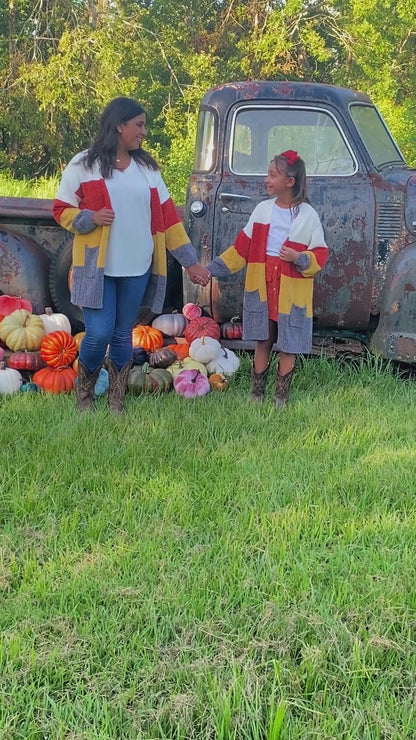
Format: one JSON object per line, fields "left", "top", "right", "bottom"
{"left": 207, "top": 199, "right": 328, "bottom": 354}
{"left": 53, "top": 151, "right": 198, "bottom": 311}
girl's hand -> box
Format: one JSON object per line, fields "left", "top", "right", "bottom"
{"left": 280, "top": 246, "right": 299, "bottom": 262}
{"left": 92, "top": 208, "right": 115, "bottom": 226}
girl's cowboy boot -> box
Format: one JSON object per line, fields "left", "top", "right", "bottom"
{"left": 274, "top": 366, "right": 295, "bottom": 408}
{"left": 76, "top": 360, "right": 101, "bottom": 412}
{"left": 250, "top": 364, "right": 269, "bottom": 402}
{"left": 107, "top": 358, "right": 132, "bottom": 413}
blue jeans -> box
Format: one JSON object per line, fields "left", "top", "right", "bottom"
{"left": 80, "top": 271, "right": 151, "bottom": 372}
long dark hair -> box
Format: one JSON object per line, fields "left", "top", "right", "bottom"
{"left": 274, "top": 152, "right": 309, "bottom": 215}
{"left": 84, "top": 97, "right": 158, "bottom": 178}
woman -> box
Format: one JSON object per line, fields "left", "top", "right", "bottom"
{"left": 53, "top": 97, "right": 209, "bottom": 413}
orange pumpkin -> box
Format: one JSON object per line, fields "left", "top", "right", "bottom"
{"left": 40, "top": 330, "right": 77, "bottom": 368}
{"left": 73, "top": 331, "right": 85, "bottom": 351}
{"left": 132, "top": 324, "right": 163, "bottom": 352}
{"left": 32, "top": 366, "right": 77, "bottom": 393}
{"left": 166, "top": 343, "right": 190, "bottom": 361}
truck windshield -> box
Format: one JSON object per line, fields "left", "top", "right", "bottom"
{"left": 349, "top": 104, "right": 404, "bottom": 168}
{"left": 230, "top": 106, "right": 355, "bottom": 176}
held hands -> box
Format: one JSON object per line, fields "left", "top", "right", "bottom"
{"left": 279, "top": 246, "right": 299, "bottom": 262}
{"left": 187, "top": 264, "right": 211, "bottom": 286}
{"left": 92, "top": 208, "right": 115, "bottom": 226}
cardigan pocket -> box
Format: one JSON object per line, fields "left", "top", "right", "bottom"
{"left": 289, "top": 305, "right": 307, "bottom": 328}
{"left": 84, "top": 246, "right": 99, "bottom": 277}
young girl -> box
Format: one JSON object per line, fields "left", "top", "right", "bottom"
{"left": 206, "top": 150, "right": 328, "bottom": 407}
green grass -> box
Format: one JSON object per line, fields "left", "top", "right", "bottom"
{"left": 0, "top": 173, "right": 59, "bottom": 199}
{"left": 1, "top": 354, "right": 415, "bottom": 739}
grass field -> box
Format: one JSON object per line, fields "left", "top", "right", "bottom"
{"left": 1, "top": 353, "right": 415, "bottom": 738}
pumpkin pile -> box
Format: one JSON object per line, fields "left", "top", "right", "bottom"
{"left": 130, "top": 303, "right": 241, "bottom": 398}
{"left": 0, "top": 294, "right": 241, "bottom": 399}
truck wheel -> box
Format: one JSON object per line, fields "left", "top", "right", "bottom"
{"left": 48, "top": 238, "right": 85, "bottom": 332}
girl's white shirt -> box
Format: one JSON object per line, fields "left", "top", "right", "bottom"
{"left": 265, "top": 203, "right": 293, "bottom": 256}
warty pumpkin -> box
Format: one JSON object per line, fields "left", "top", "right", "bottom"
{"left": 0, "top": 309, "right": 45, "bottom": 351}
{"left": 128, "top": 363, "right": 173, "bottom": 394}
{"left": 40, "top": 330, "right": 77, "bottom": 368}
{"left": 32, "top": 366, "right": 77, "bottom": 393}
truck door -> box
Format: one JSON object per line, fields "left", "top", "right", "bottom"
{"left": 209, "top": 103, "right": 376, "bottom": 328}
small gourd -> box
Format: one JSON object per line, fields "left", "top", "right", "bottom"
{"left": 209, "top": 373, "right": 229, "bottom": 391}
{"left": 189, "top": 336, "right": 222, "bottom": 365}
{"left": 207, "top": 347, "right": 240, "bottom": 376}
{"left": 182, "top": 303, "right": 202, "bottom": 321}
{"left": 20, "top": 382, "right": 40, "bottom": 393}
{"left": 0, "top": 361, "right": 23, "bottom": 394}
{"left": 174, "top": 369, "right": 210, "bottom": 398}
{"left": 221, "top": 317, "right": 243, "bottom": 340}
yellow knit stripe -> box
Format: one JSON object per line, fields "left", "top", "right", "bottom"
{"left": 72, "top": 231, "right": 106, "bottom": 267}
{"left": 165, "top": 221, "right": 189, "bottom": 251}
{"left": 299, "top": 250, "right": 320, "bottom": 277}
{"left": 152, "top": 233, "right": 168, "bottom": 276}
{"left": 60, "top": 208, "right": 80, "bottom": 232}
{"left": 278, "top": 274, "right": 313, "bottom": 317}
{"left": 221, "top": 247, "right": 247, "bottom": 273}
{"left": 246, "top": 262, "right": 266, "bottom": 302}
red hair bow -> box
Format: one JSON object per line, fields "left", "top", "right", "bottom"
{"left": 281, "top": 150, "right": 299, "bottom": 165}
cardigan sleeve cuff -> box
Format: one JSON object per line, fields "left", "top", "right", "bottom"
{"left": 72, "top": 209, "right": 96, "bottom": 234}
{"left": 294, "top": 252, "right": 310, "bottom": 272}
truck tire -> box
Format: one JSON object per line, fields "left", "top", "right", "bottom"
{"left": 48, "top": 238, "right": 85, "bottom": 332}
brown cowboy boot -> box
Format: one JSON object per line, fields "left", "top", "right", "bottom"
{"left": 250, "top": 363, "right": 269, "bottom": 402}
{"left": 76, "top": 360, "right": 101, "bottom": 412}
{"left": 107, "top": 358, "right": 132, "bottom": 413}
{"left": 274, "top": 366, "right": 295, "bottom": 408}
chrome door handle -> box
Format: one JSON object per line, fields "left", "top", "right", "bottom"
{"left": 219, "top": 192, "right": 253, "bottom": 201}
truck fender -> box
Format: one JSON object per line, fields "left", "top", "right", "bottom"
{"left": 0, "top": 226, "right": 51, "bottom": 312}
{"left": 370, "top": 241, "right": 416, "bottom": 363}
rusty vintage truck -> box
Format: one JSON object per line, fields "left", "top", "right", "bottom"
{"left": 1, "top": 81, "right": 416, "bottom": 362}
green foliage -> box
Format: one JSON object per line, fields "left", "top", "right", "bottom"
{"left": 0, "top": 0, "right": 415, "bottom": 189}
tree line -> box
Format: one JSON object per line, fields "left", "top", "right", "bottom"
{"left": 1, "top": 0, "right": 415, "bottom": 201}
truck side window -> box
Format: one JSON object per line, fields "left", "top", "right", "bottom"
{"left": 230, "top": 107, "right": 355, "bottom": 176}
{"left": 194, "top": 110, "right": 216, "bottom": 172}
{"left": 349, "top": 104, "right": 404, "bottom": 169}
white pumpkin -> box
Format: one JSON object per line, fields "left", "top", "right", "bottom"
{"left": 207, "top": 347, "right": 240, "bottom": 376}
{"left": 189, "top": 336, "right": 222, "bottom": 365}
{"left": 0, "top": 362, "right": 22, "bottom": 394}
{"left": 39, "top": 307, "right": 71, "bottom": 335}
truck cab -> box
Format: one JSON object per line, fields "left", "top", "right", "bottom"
{"left": 183, "top": 81, "right": 416, "bottom": 363}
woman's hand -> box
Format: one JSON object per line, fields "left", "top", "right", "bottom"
{"left": 279, "top": 246, "right": 298, "bottom": 262}
{"left": 92, "top": 208, "right": 115, "bottom": 226}
{"left": 187, "top": 264, "right": 211, "bottom": 286}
